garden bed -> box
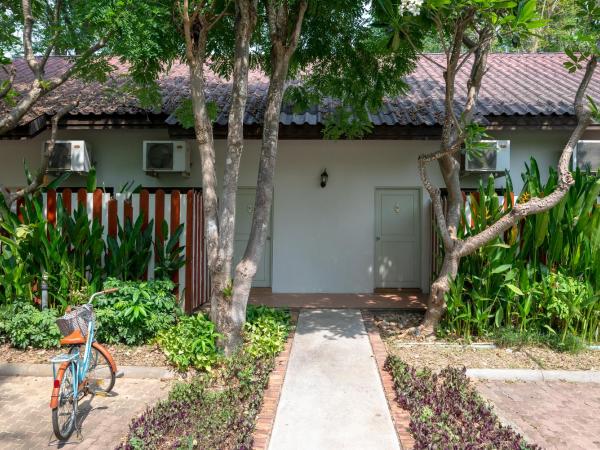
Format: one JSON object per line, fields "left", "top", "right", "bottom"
{"left": 374, "top": 312, "right": 600, "bottom": 371}
{"left": 0, "top": 343, "right": 169, "bottom": 367}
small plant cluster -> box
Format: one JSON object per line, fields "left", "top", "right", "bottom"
{"left": 385, "top": 356, "right": 539, "bottom": 449}
{"left": 156, "top": 313, "right": 220, "bottom": 371}
{"left": 119, "top": 306, "right": 290, "bottom": 449}
{"left": 441, "top": 160, "right": 599, "bottom": 346}
{"left": 155, "top": 305, "right": 290, "bottom": 372}
{"left": 0, "top": 302, "right": 62, "bottom": 348}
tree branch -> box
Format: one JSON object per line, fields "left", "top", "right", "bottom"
{"left": 458, "top": 55, "right": 597, "bottom": 258}
{"left": 22, "top": 0, "right": 40, "bottom": 77}
{"left": 0, "top": 101, "right": 79, "bottom": 207}
{"left": 0, "top": 65, "right": 16, "bottom": 99}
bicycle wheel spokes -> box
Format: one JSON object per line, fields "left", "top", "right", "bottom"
{"left": 87, "top": 346, "right": 115, "bottom": 394}
{"left": 52, "top": 364, "right": 77, "bottom": 440}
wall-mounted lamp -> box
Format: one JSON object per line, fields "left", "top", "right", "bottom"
{"left": 320, "top": 169, "right": 328, "bottom": 188}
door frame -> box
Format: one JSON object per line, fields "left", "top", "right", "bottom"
{"left": 373, "top": 186, "right": 423, "bottom": 290}
{"left": 236, "top": 186, "right": 274, "bottom": 288}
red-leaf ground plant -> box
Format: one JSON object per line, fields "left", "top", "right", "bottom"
{"left": 385, "top": 357, "right": 540, "bottom": 449}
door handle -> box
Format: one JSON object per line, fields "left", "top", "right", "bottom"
{"left": 376, "top": 236, "right": 381, "bottom": 241}
{"left": 267, "top": 236, "right": 271, "bottom": 241}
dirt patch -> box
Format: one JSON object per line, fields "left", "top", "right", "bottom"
{"left": 0, "top": 342, "right": 169, "bottom": 367}
{"left": 374, "top": 311, "right": 600, "bottom": 371}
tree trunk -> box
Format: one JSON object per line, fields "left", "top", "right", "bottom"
{"left": 210, "top": 0, "right": 257, "bottom": 354}
{"left": 421, "top": 250, "right": 460, "bottom": 335}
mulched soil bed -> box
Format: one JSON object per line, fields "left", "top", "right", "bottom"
{"left": 0, "top": 342, "right": 169, "bottom": 367}
{"left": 374, "top": 311, "right": 600, "bottom": 371}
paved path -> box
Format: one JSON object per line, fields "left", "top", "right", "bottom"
{"left": 0, "top": 375, "right": 170, "bottom": 449}
{"left": 269, "top": 309, "right": 400, "bottom": 450}
{"left": 476, "top": 380, "right": 600, "bottom": 449}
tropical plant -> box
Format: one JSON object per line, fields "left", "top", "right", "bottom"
{"left": 94, "top": 278, "right": 180, "bottom": 345}
{"left": 244, "top": 305, "right": 290, "bottom": 358}
{"left": 154, "top": 220, "right": 186, "bottom": 280}
{"left": 105, "top": 214, "right": 154, "bottom": 281}
{"left": 441, "top": 160, "right": 600, "bottom": 345}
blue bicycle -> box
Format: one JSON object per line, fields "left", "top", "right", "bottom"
{"left": 50, "top": 288, "right": 121, "bottom": 440}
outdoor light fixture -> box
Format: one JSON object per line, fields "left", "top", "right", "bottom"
{"left": 320, "top": 169, "right": 328, "bottom": 188}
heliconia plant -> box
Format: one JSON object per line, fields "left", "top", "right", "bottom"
{"left": 440, "top": 158, "right": 600, "bottom": 344}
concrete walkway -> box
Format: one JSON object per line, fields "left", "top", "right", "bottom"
{"left": 269, "top": 309, "right": 400, "bottom": 450}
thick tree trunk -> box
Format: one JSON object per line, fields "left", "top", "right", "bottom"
{"left": 210, "top": 0, "right": 257, "bottom": 353}
{"left": 421, "top": 250, "right": 460, "bottom": 334}
{"left": 220, "top": 0, "right": 307, "bottom": 353}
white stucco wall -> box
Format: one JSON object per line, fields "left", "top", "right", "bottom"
{"left": 1, "top": 126, "right": 597, "bottom": 293}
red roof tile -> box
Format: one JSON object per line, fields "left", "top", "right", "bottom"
{"left": 2, "top": 53, "right": 599, "bottom": 128}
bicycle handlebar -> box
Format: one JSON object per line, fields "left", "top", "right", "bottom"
{"left": 88, "top": 288, "right": 119, "bottom": 304}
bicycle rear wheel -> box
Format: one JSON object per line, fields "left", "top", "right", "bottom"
{"left": 51, "top": 363, "right": 77, "bottom": 440}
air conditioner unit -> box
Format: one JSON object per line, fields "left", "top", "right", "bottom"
{"left": 143, "top": 141, "right": 190, "bottom": 174}
{"left": 44, "top": 140, "right": 92, "bottom": 173}
{"left": 463, "top": 140, "right": 511, "bottom": 173}
{"left": 573, "top": 141, "right": 600, "bottom": 173}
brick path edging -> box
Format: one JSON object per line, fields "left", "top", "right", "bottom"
{"left": 362, "top": 310, "right": 415, "bottom": 450}
{"left": 252, "top": 310, "right": 299, "bottom": 450}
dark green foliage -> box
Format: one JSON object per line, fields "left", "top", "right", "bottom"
{"left": 385, "top": 357, "right": 538, "bottom": 449}
{"left": 154, "top": 220, "right": 185, "bottom": 280}
{"left": 119, "top": 307, "right": 291, "bottom": 449}
{"left": 442, "top": 159, "right": 600, "bottom": 344}
{"left": 0, "top": 303, "right": 61, "bottom": 349}
{"left": 156, "top": 313, "right": 221, "bottom": 372}
{"left": 105, "top": 215, "right": 154, "bottom": 281}
{"left": 94, "top": 278, "right": 180, "bottom": 345}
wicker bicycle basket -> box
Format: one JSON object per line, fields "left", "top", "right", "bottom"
{"left": 56, "top": 304, "right": 95, "bottom": 337}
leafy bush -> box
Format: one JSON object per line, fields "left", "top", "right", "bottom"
{"left": 94, "top": 278, "right": 180, "bottom": 345}
{"left": 385, "top": 357, "right": 538, "bottom": 449}
{"left": 156, "top": 313, "right": 221, "bottom": 371}
{"left": 441, "top": 162, "right": 600, "bottom": 343}
{"left": 0, "top": 302, "right": 61, "bottom": 349}
{"left": 244, "top": 305, "right": 290, "bottom": 358}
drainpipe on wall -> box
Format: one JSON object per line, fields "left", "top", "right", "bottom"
{"left": 41, "top": 272, "right": 48, "bottom": 310}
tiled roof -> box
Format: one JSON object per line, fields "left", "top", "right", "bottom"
{"left": 2, "top": 53, "right": 599, "bottom": 128}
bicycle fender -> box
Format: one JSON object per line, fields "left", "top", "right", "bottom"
{"left": 92, "top": 342, "right": 117, "bottom": 373}
{"left": 49, "top": 361, "right": 69, "bottom": 409}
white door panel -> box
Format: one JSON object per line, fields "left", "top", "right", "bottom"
{"left": 233, "top": 188, "right": 272, "bottom": 287}
{"left": 375, "top": 189, "right": 420, "bottom": 288}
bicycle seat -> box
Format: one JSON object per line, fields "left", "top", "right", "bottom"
{"left": 60, "top": 329, "right": 86, "bottom": 346}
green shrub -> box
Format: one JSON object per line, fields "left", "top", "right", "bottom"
{"left": 156, "top": 313, "right": 221, "bottom": 372}
{"left": 441, "top": 163, "right": 599, "bottom": 343}
{"left": 244, "top": 305, "right": 290, "bottom": 358}
{"left": 0, "top": 302, "right": 61, "bottom": 349}
{"left": 94, "top": 278, "right": 180, "bottom": 345}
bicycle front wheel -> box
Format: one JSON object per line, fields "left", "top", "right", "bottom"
{"left": 87, "top": 345, "right": 116, "bottom": 394}
{"left": 52, "top": 363, "right": 77, "bottom": 440}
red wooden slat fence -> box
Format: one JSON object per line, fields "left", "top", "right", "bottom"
{"left": 38, "top": 189, "right": 208, "bottom": 313}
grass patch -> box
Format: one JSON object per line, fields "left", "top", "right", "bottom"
{"left": 492, "top": 327, "right": 587, "bottom": 354}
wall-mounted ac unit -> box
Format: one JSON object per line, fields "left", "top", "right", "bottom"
{"left": 463, "top": 140, "right": 511, "bottom": 173}
{"left": 573, "top": 141, "right": 600, "bottom": 173}
{"left": 44, "top": 140, "right": 92, "bottom": 173}
{"left": 143, "top": 141, "right": 190, "bottom": 174}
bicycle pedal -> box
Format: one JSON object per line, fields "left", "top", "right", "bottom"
{"left": 115, "top": 370, "right": 124, "bottom": 378}
{"left": 92, "top": 390, "right": 108, "bottom": 397}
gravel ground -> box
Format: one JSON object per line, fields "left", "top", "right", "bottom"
{"left": 373, "top": 311, "right": 600, "bottom": 371}
{"left": 0, "top": 342, "right": 169, "bottom": 367}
